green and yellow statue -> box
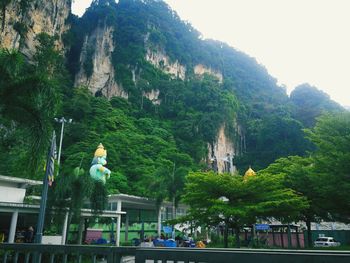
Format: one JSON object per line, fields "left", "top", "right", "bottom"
{"left": 89, "top": 143, "right": 111, "bottom": 184}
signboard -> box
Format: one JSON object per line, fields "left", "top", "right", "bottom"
{"left": 255, "top": 224, "right": 270, "bottom": 231}
{"left": 163, "top": 226, "right": 173, "bottom": 234}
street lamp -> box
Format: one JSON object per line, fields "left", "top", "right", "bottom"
{"left": 54, "top": 117, "right": 72, "bottom": 166}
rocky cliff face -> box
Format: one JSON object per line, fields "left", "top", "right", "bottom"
{"left": 146, "top": 47, "right": 186, "bottom": 80}
{"left": 74, "top": 23, "right": 127, "bottom": 98}
{"left": 0, "top": 0, "right": 70, "bottom": 58}
{"left": 194, "top": 64, "right": 223, "bottom": 83}
{"left": 143, "top": 89, "right": 161, "bottom": 105}
{"left": 208, "top": 125, "right": 241, "bottom": 174}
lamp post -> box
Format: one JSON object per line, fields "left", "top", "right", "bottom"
{"left": 54, "top": 117, "right": 72, "bottom": 166}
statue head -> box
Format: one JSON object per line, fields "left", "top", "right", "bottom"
{"left": 94, "top": 143, "right": 107, "bottom": 158}
{"left": 91, "top": 143, "right": 108, "bottom": 165}
{"left": 90, "top": 143, "right": 111, "bottom": 184}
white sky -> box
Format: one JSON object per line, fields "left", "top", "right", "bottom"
{"left": 72, "top": 0, "right": 350, "bottom": 106}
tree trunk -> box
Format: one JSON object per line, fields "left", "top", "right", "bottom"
{"left": 287, "top": 224, "right": 292, "bottom": 248}
{"left": 306, "top": 218, "right": 313, "bottom": 248}
{"left": 77, "top": 218, "right": 84, "bottom": 245}
{"left": 251, "top": 224, "right": 256, "bottom": 247}
{"left": 235, "top": 227, "right": 240, "bottom": 248}
{"left": 172, "top": 196, "right": 176, "bottom": 239}
{"left": 82, "top": 218, "right": 89, "bottom": 244}
{"left": 223, "top": 223, "right": 229, "bottom": 248}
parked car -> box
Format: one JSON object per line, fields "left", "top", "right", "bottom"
{"left": 314, "top": 237, "right": 341, "bottom": 247}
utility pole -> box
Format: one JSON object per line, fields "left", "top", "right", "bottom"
{"left": 54, "top": 117, "right": 72, "bottom": 166}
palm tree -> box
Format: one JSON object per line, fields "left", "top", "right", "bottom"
{"left": 0, "top": 34, "right": 64, "bottom": 177}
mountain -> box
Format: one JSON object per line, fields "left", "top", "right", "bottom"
{"left": 290, "top": 83, "right": 343, "bottom": 127}
{"left": 65, "top": 0, "right": 296, "bottom": 171}
{"left": 0, "top": 0, "right": 343, "bottom": 194}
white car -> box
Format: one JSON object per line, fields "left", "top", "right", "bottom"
{"left": 314, "top": 237, "right": 341, "bottom": 247}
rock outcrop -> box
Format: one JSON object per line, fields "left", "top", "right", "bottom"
{"left": 74, "top": 23, "right": 127, "bottom": 99}
{"left": 208, "top": 125, "right": 237, "bottom": 174}
{"left": 0, "top": 0, "right": 70, "bottom": 58}
{"left": 143, "top": 89, "right": 161, "bottom": 105}
{"left": 194, "top": 64, "right": 223, "bottom": 83}
{"left": 146, "top": 48, "right": 186, "bottom": 80}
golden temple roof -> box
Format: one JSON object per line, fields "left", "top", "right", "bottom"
{"left": 244, "top": 166, "right": 256, "bottom": 179}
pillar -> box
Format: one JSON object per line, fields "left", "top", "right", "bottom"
{"left": 157, "top": 207, "right": 162, "bottom": 237}
{"left": 115, "top": 200, "right": 122, "bottom": 246}
{"left": 8, "top": 210, "right": 19, "bottom": 243}
{"left": 61, "top": 211, "right": 69, "bottom": 245}
{"left": 125, "top": 213, "right": 129, "bottom": 242}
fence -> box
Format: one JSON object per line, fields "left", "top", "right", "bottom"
{"left": 1, "top": 244, "right": 350, "bottom": 263}
{"left": 0, "top": 243, "right": 136, "bottom": 263}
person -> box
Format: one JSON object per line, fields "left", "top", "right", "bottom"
{"left": 25, "top": 226, "right": 34, "bottom": 243}
{"left": 196, "top": 240, "right": 206, "bottom": 248}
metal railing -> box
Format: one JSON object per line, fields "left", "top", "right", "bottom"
{"left": 0, "top": 243, "right": 136, "bottom": 263}
{"left": 135, "top": 247, "right": 350, "bottom": 263}
{"left": 1, "top": 244, "right": 350, "bottom": 263}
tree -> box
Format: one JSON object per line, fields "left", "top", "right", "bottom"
{"left": 304, "top": 112, "right": 350, "bottom": 221}
{"left": 180, "top": 172, "right": 308, "bottom": 248}
{"left": 0, "top": 33, "right": 66, "bottom": 178}
{"left": 260, "top": 156, "right": 326, "bottom": 247}
{"left": 290, "top": 83, "right": 343, "bottom": 127}
{"left": 149, "top": 152, "right": 192, "bottom": 237}
{"left": 260, "top": 112, "right": 350, "bottom": 245}
{"left": 238, "top": 115, "right": 311, "bottom": 170}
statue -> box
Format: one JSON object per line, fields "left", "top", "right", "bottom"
{"left": 89, "top": 143, "right": 111, "bottom": 184}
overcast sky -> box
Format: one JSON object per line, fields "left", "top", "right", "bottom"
{"left": 72, "top": 0, "right": 350, "bottom": 106}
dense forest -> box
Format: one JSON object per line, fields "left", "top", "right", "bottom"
{"left": 0, "top": 0, "right": 345, "bottom": 203}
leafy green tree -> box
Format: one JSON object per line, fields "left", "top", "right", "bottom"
{"left": 238, "top": 115, "right": 311, "bottom": 170}
{"left": 260, "top": 156, "right": 326, "bottom": 247}
{"left": 261, "top": 112, "right": 350, "bottom": 245}
{"left": 149, "top": 153, "right": 192, "bottom": 214}
{"left": 304, "top": 112, "right": 350, "bottom": 221}
{"left": 181, "top": 172, "right": 308, "bottom": 248}
{"left": 0, "top": 33, "right": 67, "bottom": 177}
{"left": 290, "top": 83, "right": 343, "bottom": 127}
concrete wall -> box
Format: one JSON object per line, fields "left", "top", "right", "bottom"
{"left": 0, "top": 186, "right": 25, "bottom": 203}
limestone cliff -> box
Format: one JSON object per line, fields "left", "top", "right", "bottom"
{"left": 207, "top": 124, "right": 244, "bottom": 174}
{"left": 143, "top": 89, "right": 161, "bottom": 105}
{"left": 194, "top": 64, "right": 223, "bottom": 83}
{"left": 146, "top": 47, "right": 186, "bottom": 80}
{"left": 74, "top": 23, "right": 127, "bottom": 99}
{"left": 0, "top": 0, "right": 70, "bottom": 58}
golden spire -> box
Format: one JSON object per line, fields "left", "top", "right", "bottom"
{"left": 94, "top": 143, "right": 107, "bottom": 157}
{"left": 244, "top": 166, "right": 256, "bottom": 180}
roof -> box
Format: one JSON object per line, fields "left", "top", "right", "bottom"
{"left": 0, "top": 175, "right": 42, "bottom": 187}
{"left": 244, "top": 167, "right": 256, "bottom": 180}
{"left": 108, "top": 194, "right": 188, "bottom": 210}
{"left": 0, "top": 202, "right": 125, "bottom": 217}
{"left": 108, "top": 194, "right": 157, "bottom": 210}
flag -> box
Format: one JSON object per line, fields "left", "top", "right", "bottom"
{"left": 47, "top": 132, "right": 57, "bottom": 186}
{"left": 35, "top": 131, "right": 57, "bottom": 244}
